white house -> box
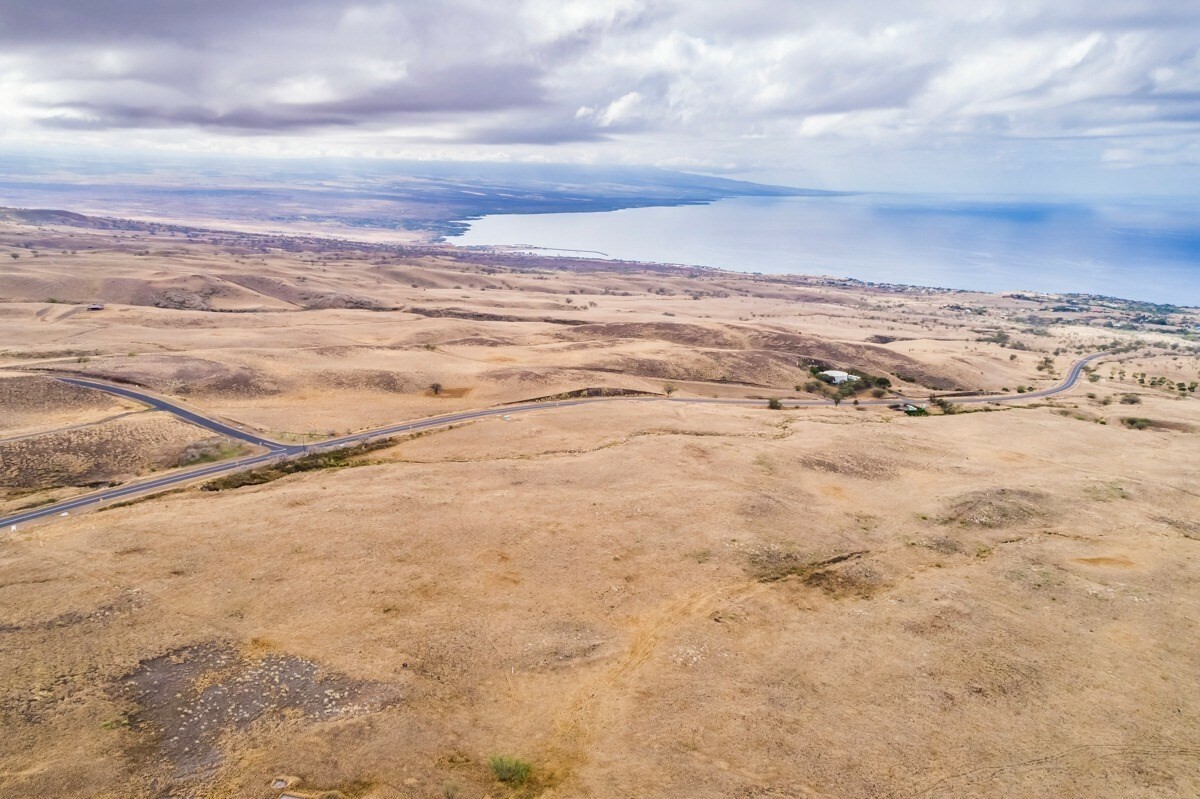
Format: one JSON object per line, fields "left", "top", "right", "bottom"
{"left": 819, "top": 370, "right": 859, "bottom": 385}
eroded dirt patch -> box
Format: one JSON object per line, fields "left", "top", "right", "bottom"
{"left": 743, "top": 547, "right": 884, "bottom": 597}
{"left": 797, "top": 452, "right": 901, "bottom": 480}
{"left": 941, "top": 488, "right": 1055, "bottom": 528}
{"left": 515, "top": 620, "right": 613, "bottom": 672}
{"left": 0, "top": 590, "right": 145, "bottom": 635}
{"left": 114, "top": 641, "right": 403, "bottom": 783}
{"left": 1154, "top": 515, "right": 1200, "bottom": 541}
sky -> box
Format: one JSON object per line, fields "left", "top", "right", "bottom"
{"left": 1, "top": 0, "right": 1199, "bottom": 195}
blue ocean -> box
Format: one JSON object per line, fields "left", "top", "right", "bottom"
{"left": 451, "top": 194, "right": 1200, "bottom": 305}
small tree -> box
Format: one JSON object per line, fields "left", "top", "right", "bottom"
{"left": 663, "top": 382, "right": 678, "bottom": 396}
{"left": 430, "top": 382, "right": 443, "bottom": 396}
{"left": 767, "top": 397, "right": 783, "bottom": 410}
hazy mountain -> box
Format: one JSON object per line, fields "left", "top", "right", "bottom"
{"left": 0, "top": 153, "right": 838, "bottom": 239}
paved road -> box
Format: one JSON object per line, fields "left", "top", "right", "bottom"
{"left": 2, "top": 352, "right": 1107, "bottom": 530}
{"left": 57, "top": 378, "right": 294, "bottom": 453}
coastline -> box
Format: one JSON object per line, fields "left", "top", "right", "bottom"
{"left": 448, "top": 194, "right": 1200, "bottom": 306}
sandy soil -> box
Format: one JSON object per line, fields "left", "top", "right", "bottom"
{"left": 0, "top": 212, "right": 1198, "bottom": 798}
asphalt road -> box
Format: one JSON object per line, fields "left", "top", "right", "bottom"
{"left": 2, "top": 352, "right": 1108, "bottom": 530}
{"left": 57, "top": 378, "right": 294, "bottom": 453}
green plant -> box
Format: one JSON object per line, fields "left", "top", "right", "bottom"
{"left": 663, "top": 382, "right": 678, "bottom": 396}
{"left": 430, "top": 382, "right": 443, "bottom": 395}
{"left": 201, "top": 438, "right": 396, "bottom": 491}
{"left": 489, "top": 756, "right": 532, "bottom": 785}
{"left": 1123, "top": 417, "right": 1152, "bottom": 430}
{"left": 767, "top": 397, "right": 783, "bottom": 410}
{"left": 931, "top": 396, "right": 961, "bottom": 415}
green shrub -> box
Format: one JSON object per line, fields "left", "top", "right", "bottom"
{"left": 201, "top": 438, "right": 395, "bottom": 491}
{"left": 1123, "top": 417, "right": 1152, "bottom": 430}
{"left": 489, "top": 756, "right": 532, "bottom": 785}
{"left": 767, "top": 397, "right": 783, "bottom": 410}
{"left": 931, "top": 397, "right": 962, "bottom": 415}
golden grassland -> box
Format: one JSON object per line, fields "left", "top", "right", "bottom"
{"left": 1, "top": 214, "right": 1199, "bottom": 798}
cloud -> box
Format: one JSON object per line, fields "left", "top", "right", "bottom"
{"left": 1, "top": 1, "right": 1199, "bottom": 191}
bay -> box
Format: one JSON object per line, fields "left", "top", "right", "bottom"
{"left": 450, "top": 194, "right": 1200, "bottom": 305}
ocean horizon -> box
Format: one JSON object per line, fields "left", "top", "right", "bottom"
{"left": 450, "top": 193, "right": 1200, "bottom": 306}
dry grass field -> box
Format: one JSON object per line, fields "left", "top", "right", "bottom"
{"left": 1, "top": 210, "right": 1199, "bottom": 798}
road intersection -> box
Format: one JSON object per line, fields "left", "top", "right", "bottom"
{"left": 2, "top": 352, "right": 1108, "bottom": 530}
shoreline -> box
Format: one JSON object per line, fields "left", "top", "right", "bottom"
{"left": 447, "top": 194, "right": 1200, "bottom": 306}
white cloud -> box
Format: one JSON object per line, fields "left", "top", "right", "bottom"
{"left": 0, "top": 0, "right": 1198, "bottom": 192}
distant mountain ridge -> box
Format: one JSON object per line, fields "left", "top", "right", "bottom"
{"left": 0, "top": 154, "right": 842, "bottom": 240}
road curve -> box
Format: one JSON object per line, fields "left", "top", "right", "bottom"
{"left": 56, "top": 378, "right": 294, "bottom": 453}
{"left": 2, "top": 352, "right": 1108, "bottom": 530}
